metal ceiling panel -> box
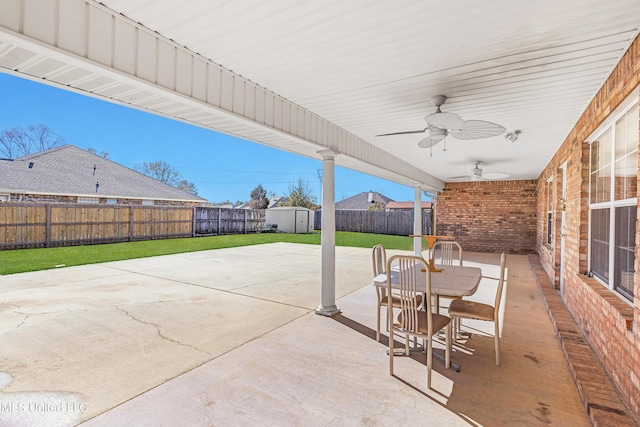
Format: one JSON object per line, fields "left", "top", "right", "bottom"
{"left": 95, "top": 0, "right": 640, "bottom": 182}
{"left": 1, "top": 0, "right": 639, "bottom": 188}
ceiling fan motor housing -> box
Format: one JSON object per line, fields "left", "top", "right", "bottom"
{"left": 431, "top": 95, "right": 448, "bottom": 107}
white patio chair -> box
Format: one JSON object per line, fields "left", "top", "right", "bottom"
{"left": 373, "top": 244, "right": 423, "bottom": 342}
{"left": 387, "top": 255, "right": 451, "bottom": 389}
{"left": 448, "top": 253, "right": 507, "bottom": 365}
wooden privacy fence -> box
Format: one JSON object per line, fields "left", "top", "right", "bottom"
{"left": 0, "top": 204, "right": 431, "bottom": 250}
{"left": 0, "top": 203, "right": 193, "bottom": 249}
{"left": 314, "top": 209, "right": 432, "bottom": 236}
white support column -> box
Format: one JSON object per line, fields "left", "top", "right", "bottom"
{"left": 315, "top": 150, "right": 340, "bottom": 317}
{"left": 413, "top": 184, "right": 423, "bottom": 256}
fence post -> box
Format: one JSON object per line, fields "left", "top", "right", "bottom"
{"left": 385, "top": 210, "right": 389, "bottom": 235}
{"left": 244, "top": 209, "right": 248, "bottom": 234}
{"left": 45, "top": 204, "right": 51, "bottom": 248}
{"left": 192, "top": 206, "right": 197, "bottom": 237}
{"left": 129, "top": 205, "right": 134, "bottom": 241}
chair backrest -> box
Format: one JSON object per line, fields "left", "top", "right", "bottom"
{"left": 493, "top": 253, "right": 507, "bottom": 317}
{"left": 372, "top": 244, "right": 386, "bottom": 276}
{"left": 387, "top": 255, "right": 434, "bottom": 334}
{"left": 373, "top": 244, "right": 387, "bottom": 301}
{"left": 431, "top": 241, "right": 463, "bottom": 266}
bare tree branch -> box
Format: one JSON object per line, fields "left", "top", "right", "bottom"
{"left": 135, "top": 160, "right": 199, "bottom": 196}
{"left": 0, "top": 124, "right": 64, "bottom": 158}
{"left": 27, "top": 124, "right": 64, "bottom": 152}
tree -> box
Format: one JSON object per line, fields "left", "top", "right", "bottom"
{"left": 134, "top": 160, "right": 199, "bottom": 195}
{"left": 0, "top": 124, "right": 64, "bottom": 158}
{"left": 249, "top": 184, "right": 269, "bottom": 209}
{"left": 286, "top": 178, "right": 318, "bottom": 209}
{"left": 87, "top": 147, "right": 111, "bottom": 159}
{"left": 177, "top": 179, "right": 198, "bottom": 196}
{"left": 368, "top": 200, "right": 386, "bottom": 211}
{"left": 135, "top": 161, "right": 181, "bottom": 186}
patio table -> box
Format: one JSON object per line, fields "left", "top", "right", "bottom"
{"left": 372, "top": 263, "right": 482, "bottom": 371}
{"left": 372, "top": 264, "right": 481, "bottom": 297}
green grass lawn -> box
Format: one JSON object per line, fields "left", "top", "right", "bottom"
{"left": 0, "top": 232, "right": 423, "bottom": 275}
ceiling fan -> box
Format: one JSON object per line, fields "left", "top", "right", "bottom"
{"left": 448, "top": 161, "right": 510, "bottom": 181}
{"left": 376, "top": 95, "right": 506, "bottom": 150}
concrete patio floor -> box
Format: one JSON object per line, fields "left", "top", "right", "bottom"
{"left": 0, "top": 242, "right": 590, "bottom": 426}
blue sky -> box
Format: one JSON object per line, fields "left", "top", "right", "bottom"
{"left": 0, "top": 72, "right": 415, "bottom": 204}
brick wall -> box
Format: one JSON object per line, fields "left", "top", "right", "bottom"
{"left": 536, "top": 34, "right": 640, "bottom": 417}
{"left": 435, "top": 180, "right": 537, "bottom": 254}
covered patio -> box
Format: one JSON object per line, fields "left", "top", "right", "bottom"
{"left": 1, "top": 243, "right": 589, "bottom": 425}
{"left": 1, "top": 1, "right": 640, "bottom": 424}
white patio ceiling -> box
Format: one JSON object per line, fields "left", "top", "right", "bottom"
{"left": 1, "top": 0, "right": 639, "bottom": 192}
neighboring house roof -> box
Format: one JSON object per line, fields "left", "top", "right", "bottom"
{"left": 335, "top": 191, "right": 394, "bottom": 210}
{"left": 386, "top": 201, "right": 432, "bottom": 210}
{"left": 236, "top": 196, "right": 288, "bottom": 209}
{"left": 0, "top": 145, "right": 206, "bottom": 203}
{"left": 268, "top": 196, "right": 288, "bottom": 208}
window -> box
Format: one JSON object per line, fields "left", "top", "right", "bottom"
{"left": 588, "top": 93, "right": 638, "bottom": 302}
{"left": 142, "top": 200, "right": 154, "bottom": 206}
{"left": 0, "top": 194, "right": 9, "bottom": 202}
{"left": 546, "top": 177, "right": 553, "bottom": 244}
{"left": 106, "top": 198, "right": 117, "bottom": 205}
{"left": 77, "top": 197, "right": 99, "bottom": 204}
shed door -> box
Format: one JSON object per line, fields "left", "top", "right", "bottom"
{"left": 295, "top": 210, "right": 309, "bottom": 233}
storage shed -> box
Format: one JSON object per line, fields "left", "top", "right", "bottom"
{"left": 265, "top": 207, "right": 315, "bottom": 234}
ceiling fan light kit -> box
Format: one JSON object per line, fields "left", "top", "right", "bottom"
{"left": 376, "top": 94, "right": 506, "bottom": 152}
{"left": 471, "top": 163, "right": 483, "bottom": 180}
{"left": 504, "top": 130, "right": 521, "bottom": 142}
{"left": 417, "top": 127, "right": 448, "bottom": 149}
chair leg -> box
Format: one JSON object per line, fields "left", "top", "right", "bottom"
{"left": 405, "top": 334, "right": 410, "bottom": 356}
{"left": 451, "top": 315, "right": 457, "bottom": 341}
{"left": 445, "top": 322, "right": 451, "bottom": 369}
{"left": 454, "top": 316, "right": 463, "bottom": 340}
{"left": 426, "top": 335, "right": 433, "bottom": 389}
{"left": 389, "top": 328, "right": 394, "bottom": 375}
{"left": 494, "top": 319, "right": 501, "bottom": 366}
{"left": 376, "top": 305, "right": 381, "bottom": 342}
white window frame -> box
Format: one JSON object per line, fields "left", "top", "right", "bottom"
{"left": 77, "top": 196, "right": 99, "bottom": 205}
{"left": 586, "top": 88, "right": 638, "bottom": 303}
{"left": 0, "top": 194, "right": 10, "bottom": 202}
{"left": 546, "top": 175, "right": 554, "bottom": 245}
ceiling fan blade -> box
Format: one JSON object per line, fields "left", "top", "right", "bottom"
{"left": 375, "top": 128, "right": 428, "bottom": 137}
{"left": 482, "top": 172, "right": 511, "bottom": 179}
{"left": 450, "top": 120, "right": 506, "bottom": 140}
{"left": 424, "top": 111, "right": 464, "bottom": 130}
{"left": 417, "top": 136, "right": 442, "bottom": 148}
{"left": 447, "top": 175, "right": 471, "bottom": 180}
